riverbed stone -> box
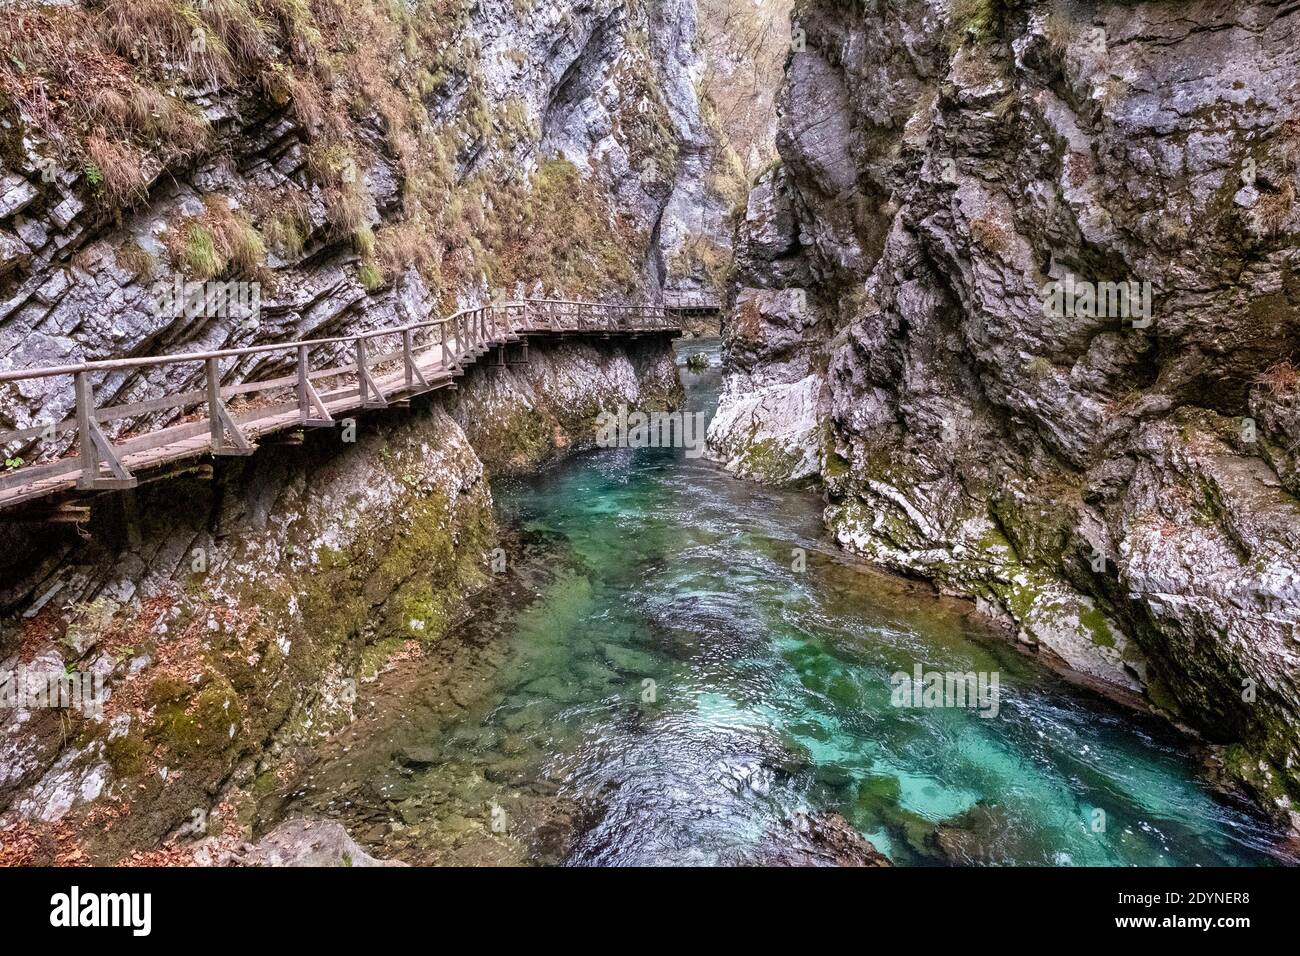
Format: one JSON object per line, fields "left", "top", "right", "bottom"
{"left": 602, "top": 643, "right": 660, "bottom": 677}
{"left": 232, "top": 818, "right": 406, "bottom": 867}
{"left": 748, "top": 811, "right": 892, "bottom": 867}
{"left": 394, "top": 745, "right": 442, "bottom": 768}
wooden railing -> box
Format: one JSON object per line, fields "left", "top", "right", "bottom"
{"left": 662, "top": 290, "right": 722, "bottom": 312}
{"left": 0, "top": 298, "right": 679, "bottom": 510}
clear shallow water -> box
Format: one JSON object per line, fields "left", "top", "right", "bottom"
{"left": 282, "top": 338, "right": 1286, "bottom": 866}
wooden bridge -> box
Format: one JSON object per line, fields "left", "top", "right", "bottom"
{"left": 0, "top": 298, "right": 682, "bottom": 517}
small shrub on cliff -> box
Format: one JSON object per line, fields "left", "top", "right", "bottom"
{"left": 376, "top": 218, "right": 440, "bottom": 279}
{"left": 352, "top": 224, "right": 386, "bottom": 290}
{"left": 969, "top": 215, "right": 1013, "bottom": 256}
{"left": 175, "top": 222, "right": 222, "bottom": 280}
{"left": 116, "top": 241, "right": 157, "bottom": 280}
{"left": 306, "top": 143, "right": 375, "bottom": 238}
{"left": 1043, "top": 3, "right": 1073, "bottom": 55}
{"left": 204, "top": 195, "right": 266, "bottom": 274}
{"left": 259, "top": 0, "right": 325, "bottom": 64}
{"left": 948, "top": 0, "right": 1008, "bottom": 47}
{"left": 165, "top": 196, "right": 266, "bottom": 279}
{"left": 259, "top": 191, "right": 314, "bottom": 258}
{"left": 352, "top": 224, "right": 377, "bottom": 259}
{"left": 97, "top": 0, "right": 245, "bottom": 87}
{"left": 260, "top": 63, "right": 328, "bottom": 134}
{"left": 357, "top": 259, "right": 385, "bottom": 291}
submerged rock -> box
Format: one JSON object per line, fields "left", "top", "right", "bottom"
{"left": 747, "top": 811, "right": 892, "bottom": 867}
{"left": 930, "top": 803, "right": 1037, "bottom": 867}
{"left": 393, "top": 745, "right": 442, "bottom": 769}
{"left": 221, "top": 819, "right": 406, "bottom": 868}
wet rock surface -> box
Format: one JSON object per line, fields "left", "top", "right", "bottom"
{"left": 215, "top": 818, "right": 406, "bottom": 867}
{"left": 0, "top": 336, "right": 679, "bottom": 863}
{"left": 713, "top": 0, "right": 1300, "bottom": 828}
{"left": 746, "top": 811, "right": 892, "bottom": 867}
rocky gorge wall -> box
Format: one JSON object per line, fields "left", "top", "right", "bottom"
{"left": 0, "top": 334, "right": 680, "bottom": 864}
{"left": 708, "top": 0, "right": 1300, "bottom": 830}
{"left": 0, "top": 0, "right": 729, "bottom": 444}
{"left": 0, "top": 0, "right": 706, "bottom": 863}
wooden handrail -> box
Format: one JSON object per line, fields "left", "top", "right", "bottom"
{"left": 0, "top": 301, "right": 490, "bottom": 384}
{"left": 0, "top": 297, "right": 681, "bottom": 508}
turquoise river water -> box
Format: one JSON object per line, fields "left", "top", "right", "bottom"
{"left": 280, "top": 338, "right": 1288, "bottom": 866}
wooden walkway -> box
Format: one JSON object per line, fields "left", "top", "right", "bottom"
{"left": 0, "top": 298, "right": 681, "bottom": 515}
{"left": 663, "top": 290, "right": 721, "bottom": 314}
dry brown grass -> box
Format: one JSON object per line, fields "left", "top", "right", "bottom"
{"left": 85, "top": 132, "right": 149, "bottom": 206}
{"left": 97, "top": 0, "right": 230, "bottom": 86}
{"left": 306, "top": 142, "right": 375, "bottom": 238}
{"left": 97, "top": 0, "right": 272, "bottom": 87}
{"left": 261, "top": 64, "right": 329, "bottom": 134}
{"left": 257, "top": 0, "right": 325, "bottom": 64}
{"left": 969, "top": 215, "right": 1013, "bottom": 255}
{"left": 116, "top": 240, "right": 157, "bottom": 280}
{"left": 1256, "top": 360, "right": 1300, "bottom": 398}
{"left": 376, "top": 217, "right": 440, "bottom": 279}
{"left": 0, "top": 7, "right": 133, "bottom": 141}
{"left": 4, "top": 0, "right": 654, "bottom": 304}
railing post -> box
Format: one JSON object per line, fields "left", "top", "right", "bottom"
{"left": 354, "top": 334, "right": 388, "bottom": 409}
{"left": 403, "top": 329, "right": 415, "bottom": 390}
{"left": 206, "top": 358, "right": 223, "bottom": 450}
{"left": 75, "top": 369, "right": 136, "bottom": 489}
{"left": 207, "top": 357, "right": 253, "bottom": 456}
{"left": 297, "top": 345, "right": 310, "bottom": 420}
{"left": 298, "top": 344, "right": 333, "bottom": 426}
{"left": 403, "top": 327, "right": 429, "bottom": 392}
{"left": 356, "top": 337, "right": 368, "bottom": 405}
{"left": 440, "top": 321, "right": 450, "bottom": 367}
{"left": 75, "top": 371, "right": 97, "bottom": 489}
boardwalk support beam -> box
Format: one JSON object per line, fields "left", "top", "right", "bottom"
{"left": 356, "top": 338, "right": 389, "bottom": 409}
{"left": 403, "top": 329, "right": 429, "bottom": 392}
{"left": 75, "top": 371, "right": 137, "bottom": 491}
{"left": 297, "top": 345, "right": 334, "bottom": 427}
{"left": 206, "top": 359, "right": 255, "bottom": 457}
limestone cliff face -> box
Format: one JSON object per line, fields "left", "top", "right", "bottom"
{"left": 0, "top": 0, "right": 726, "bottom": 444}
{"left": 710, "top": 0, "right": 1300, "bottom": 828}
